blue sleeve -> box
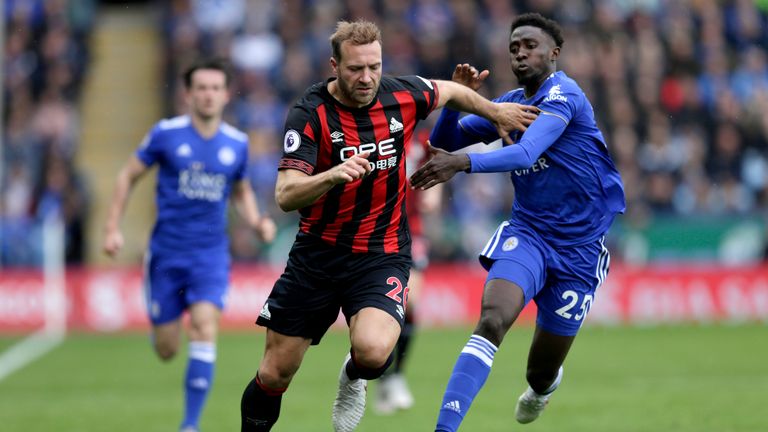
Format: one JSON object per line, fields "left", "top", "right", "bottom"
{"left": 429, "top": 90, "right": 525, "bottom": 152}
{"left": 467, "top": 113, "right": 567, "bottom": 172}
{"left": 428, "top": 109, "right": 475, "bottom": 152}
{"left": 135, "top": 125, "right": 162, "bottom": 167}
{"left": 429, "top": 108, "right": 504, "bottom": 151}
{"left": 234, "top": 142, "right": 248, "bottom": 181}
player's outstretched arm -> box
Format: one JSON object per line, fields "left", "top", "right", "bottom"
{"left": 434, "top": 80, "right": 539, "bottom": 143}
{"left": 409, "top": 141, "right": 469, "bottom": 190}
{"left": 451, "top": 63, "right": 490, "bottom": 91}
{"left": 275, "top": 152, "right": 372, "bottom": 212}
{"left": 231, "top": 179, "right": 276, "bottom": 243}
{"left": 102, "top": 155, "right": 149, "bottom": 257}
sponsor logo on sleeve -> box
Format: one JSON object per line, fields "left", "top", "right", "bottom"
{"left": 543, "top": 84, "right": 568, "bottom": 103}
{"left": 502, "top": 236, "right": 519, "bottom": 251}
{"left": 284, "top": 130, "right": 301, "bottom": 153}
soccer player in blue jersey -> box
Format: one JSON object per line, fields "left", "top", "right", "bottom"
{"left": 102, "top": 58, "right": 276, "bottom": 432}
{"left": 409, "top": 13, "right": 626, "bottom": 431}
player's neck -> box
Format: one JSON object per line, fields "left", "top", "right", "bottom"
{"left": 523, "top": 69, "right": 555, "bottom": 98}
{"left": 190, "top": 114, "right": 221, "bottom": 139}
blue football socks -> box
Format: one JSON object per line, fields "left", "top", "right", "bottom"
{"left": 435, "top": 335, "right": 498, "bottom": 432}
{"left": 181, "top": 341, "right": 216, "bottom": 430}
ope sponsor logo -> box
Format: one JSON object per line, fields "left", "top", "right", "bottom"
{"left": 339, "top": 138, "right": 399, "bottom": 172}
{"left": 339, "top": 138, "right": 397, "bottom": 160}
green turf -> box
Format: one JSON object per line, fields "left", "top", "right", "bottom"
{"left": 0, "top": 337, "right": 20, "bottom": 351}
{"left": 0, "top": 324, "right": 766, "bottom": 431}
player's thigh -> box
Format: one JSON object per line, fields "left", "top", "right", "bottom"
{"left": 534, "top": 279, "right": 596, "bottom": 336}
{"left": 257, "top": 261, "right": 341, "bottom": 346}
{"left": 340, "top": 255, "right": 411, "bottom": 336}
{"left": 144, "top": 252, "right": 187, "bottom": 325}
{"left": 534, "top": 238, "right": 608, "bottom": 336}
{"left": 478, "top": 277, "right": 527, "bottom": 327}
{"left": 482, "top": 228, "right": 547, "bottom": 304}
{"left": 186, "top": 252, "right": 230, "bottom": 311}
{"left": 349, "top": 307, "right": 401, "bottom": 361}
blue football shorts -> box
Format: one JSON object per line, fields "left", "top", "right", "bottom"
{"left": 143, "top": 249, "right": 231, "bottom": 325}
{"left": 478, "top": 221, "right": 610, "bottom": 336}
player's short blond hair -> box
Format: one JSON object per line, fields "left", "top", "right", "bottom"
{"left": 330, "top": 20, "right": 382, "bottom": 62}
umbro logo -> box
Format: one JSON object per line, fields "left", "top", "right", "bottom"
{"left": 331, "top": 131, "right": 344, "bottom": 143}
{"left": 443, "top": 400, "right": 461, "bottom": 414}
{"left": 396, "top": 304, "right": 404, "bottom": 319}
{"left": 389, "top": 117, "right": 403, "bottom": 133}
{"left": 259, "top": 303, "right": 271, "bottom": 320}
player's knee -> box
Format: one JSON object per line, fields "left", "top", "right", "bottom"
{"left": 154, "top": 342, "right": 178, "bottom": 361}
{"left": 258, "top": 360, "right": 299, "bottom": 389}
{"left": 188, "top": 319, "right": 217, "bottom": 342}
{"left": 351, "top": 341, "right": 392, "bottom": 370}
{"left": 475, "top": 312, "right": 510, "bottom": 346}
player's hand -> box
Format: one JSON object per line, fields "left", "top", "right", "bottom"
{"left": 330, "top": 151, "right": 373, "bottom": 184}
{"left": 452, "top": 63, "right": 490, "bottom": 91}
{"left": 103, "top": 228, "right": 124, "bottom": 258}
{"left": 409, "top": 141, "right": 469, "bottom": 190}
{"left": 255, "top": 216, "right": 277, "bottom": 244}
{"left": 493, "top": 102, "right": 540, "bottom": 144}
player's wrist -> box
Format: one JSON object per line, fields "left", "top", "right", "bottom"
{"left": 462, "top": 154, "right": 472, "bottom": 173}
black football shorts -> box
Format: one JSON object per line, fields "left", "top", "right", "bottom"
{"left": 256, "top": 233, "right": 412, "bottom": 344}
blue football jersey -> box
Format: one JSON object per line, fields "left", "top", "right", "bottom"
{"left": 136, "top": 115, "right": 249, "bottom": 253}
{"left": 458, "top": 71, "right": 625, "bottom": 246}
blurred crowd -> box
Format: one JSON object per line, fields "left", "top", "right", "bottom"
{"left": 2, "top": 0, "right": 95, "bottom": 266}
{"left": 160, "top": 0, "right": 768, "bottom": 260}
{"left": 3, "top": 0, "right": 768, "bottom": 265}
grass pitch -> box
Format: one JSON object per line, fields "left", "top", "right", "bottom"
{"left": 1, "top": 324, "right": 766, "bottom": 431}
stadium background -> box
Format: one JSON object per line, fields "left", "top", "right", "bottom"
{"left": 1, "top": 1, "right": 767, "bottom": 431}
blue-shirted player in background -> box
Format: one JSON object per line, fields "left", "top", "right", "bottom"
{"left": 409, "top": 13, "right": 626, "bottom": 431}
{"left": 103, "top": 58, "right": 276, "bottom": 432}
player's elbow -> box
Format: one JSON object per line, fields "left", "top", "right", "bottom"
{"left": 275, "top": 192, "right": 292, "bottom": 212}
{"left": 513, "top": 142, "right": 538, "bottom": 169}
{"left": 275, "top": 188, "right": 298, "bottom": 212}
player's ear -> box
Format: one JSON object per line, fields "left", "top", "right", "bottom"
{"left": 550, "top": 46, "right": 560, "bottom": 62}
{"left": 330, "top": 56, "right": 338, "bottom": 73}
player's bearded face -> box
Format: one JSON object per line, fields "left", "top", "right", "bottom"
{"left": 509, "top": 26, "right": 558, "bottom": 86}
{"left": 187, "top": 69, "right": 230, "bottom": 120}
{"left": 334, "top": 41, "right": 382, "bottom": 107}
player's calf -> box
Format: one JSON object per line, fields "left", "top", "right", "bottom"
{"left": 241, "top": 373, "right": 286, "bottom": 431}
